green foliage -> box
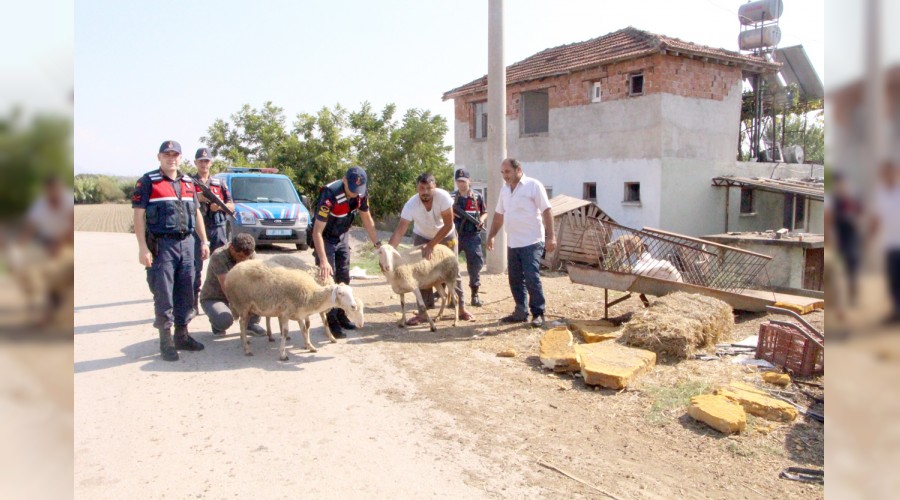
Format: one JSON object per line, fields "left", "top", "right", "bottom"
{"left": 74, "top": 174, "right": 136, "bottom": 204}
{"left": 739, "top": 83, "right": 825, "bottom": 162}
{"left": 203, "top": 101, "right": 453, "bottom": 219}
{"left": 0, "top": 110, "right": 73, "bottom": 217}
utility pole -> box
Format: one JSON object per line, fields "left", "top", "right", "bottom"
{"left": 864, "top": 0, "right": 885, "bottom": 194}
{"left": 486, "top": 0, "right": 507, "bottom": 273}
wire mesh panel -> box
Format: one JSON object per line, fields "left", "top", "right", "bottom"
{"left": 573, "top": 219, "right": 771, "bottom": 295}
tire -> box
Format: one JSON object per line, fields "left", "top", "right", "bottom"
{"left": 295, "top": 243, "right": 309, "bottom": 251}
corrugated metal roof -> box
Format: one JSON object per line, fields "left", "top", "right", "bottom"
{"left": 443, "top": 27, "right": 779, "bottom": 100}
{"left": 711, "top": 176, "right": 824, "bottom": 201}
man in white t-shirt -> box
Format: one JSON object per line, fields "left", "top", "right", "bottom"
{"left": 486, "top": 158, "right": 556, "bottom": 328}
{"left": 871, "top": 161, "right": 900, "bottom": 323}
{"left": 388, "top": 173, "right": 473, "bottom": 324}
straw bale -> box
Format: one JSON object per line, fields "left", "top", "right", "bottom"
{"left": 620, "top": 292, "right": 733, "bottom": 359}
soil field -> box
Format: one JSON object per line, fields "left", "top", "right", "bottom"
{"left": 74, "top": 204, "right": 133, "bottom": 233}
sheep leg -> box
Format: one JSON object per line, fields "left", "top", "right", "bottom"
{"left": 278, "top": 315, "right": 290, "bottom": 361}
{"left": 434, "top": 284, "right": 448, "bottom": 321}
{"left": 239, "top": 314, "right": 253, "bottom": 356}
{"left": 410, "top": 288, "right": 436, "bottom": 332}
{"left": 397, "top": 293, "right": 406, "bottom": 328}
{"left": 319, "top": 313, "right": 336, "bottom": 343}
{"left": 302, "top": 314, "right": 317, "bottom": 353}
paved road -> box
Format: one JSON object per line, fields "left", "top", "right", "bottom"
{"left": 74, "top": 232, "right": 488, "bottom": 498}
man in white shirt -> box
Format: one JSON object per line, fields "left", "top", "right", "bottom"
{"left": 486, "top": 158, "right": 556, "bottom": 328}
{"left": 388, "top": 173, "right": 474, "bottom": 324}
{"left": 871, "top": 161, "right": 900, "bottom": 323}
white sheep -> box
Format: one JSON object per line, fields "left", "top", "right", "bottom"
{"left": 377, "top": 243, "right": 458, "bottom": 332}
{"left": 632, "top": 251, "right": 685, "bottom": 282}
{"left": 262, "top": 254, "right": 332, "bottom": 340}
{"left": 223, "top": 260, "right": 364, "bottom": 360}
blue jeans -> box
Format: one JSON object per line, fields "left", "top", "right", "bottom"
{"left": 507, "top": 242, "right": 545, "bottom": 318}
{"left": 889, "top": 249, "right": 900, "bottom": 314}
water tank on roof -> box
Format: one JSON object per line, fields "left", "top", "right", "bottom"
{"left": 784, "top": 145, "right": 805, "bottom": 164}
{"left": 739, "top": 0, "right": 784, "bottom": 25}
{"left": 738, "top": 25, "right": 782, "bottom": 50}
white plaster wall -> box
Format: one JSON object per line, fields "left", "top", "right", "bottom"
{"left": 659, "top": 84, "right": 743, "bottom": 162}
{"left": 726, "top": 189, "right": 787, "bottom": 232}
{"left": 658, "top": 159, "right": 731, "bottom": 235}
{"left": 523, "top": 159, "right": 663, "bottom": 230}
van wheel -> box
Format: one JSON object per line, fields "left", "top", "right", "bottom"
{"left": 296, "top": 243, "right": 309, "bottom": 251}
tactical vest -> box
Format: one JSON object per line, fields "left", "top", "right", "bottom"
{"left": 319, "top": 180, "right": 363, "bottom": 240}
{"left": 453, "top": 191, "right": 483, "bottom": 235}
{"left": 144, "top": 171, "right": 197, "bottom": 235}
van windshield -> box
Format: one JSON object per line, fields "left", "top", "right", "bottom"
{"left": 231, "top": 177, "right": 300, "bottom": 204}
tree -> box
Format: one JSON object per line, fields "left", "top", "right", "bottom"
{"left": 201, "top": 101, "right": 288, "bottom": 168}
{"left": 202, "top": 101, "right": 454, "bottom": 218}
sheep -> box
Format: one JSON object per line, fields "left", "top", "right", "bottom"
{"left": 377, "top": 243, "right": 458, "bottom": 332}
{"left": 223, "top": 259, "right": 364, "bottom": 360}
{"left": 261, "top": 254, "right": 332, "bottom": 341}
{"left": 632, "top": 251, "right": 685, "bottom": 282}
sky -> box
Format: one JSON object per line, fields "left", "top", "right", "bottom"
{"left": 69, "top": 0, "right": 834, "bottom": 176}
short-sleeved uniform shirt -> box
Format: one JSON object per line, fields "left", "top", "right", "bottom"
{"left": 495, "top": 175, "right": 551, "bottom": 249}
{"left": 131, "top": 169, "right": 199, "bottom": 235}
{"left": 315, "top": 180, "right": 369, "bottom": 242}
{"left": 451, "top": 190, "right": 486, "bottom": 235}
{"left": 400, "top": 188, "right": 455, "bottom": 240}
{"left": 200, "top": 246, "right": 239, "bottom": 302}
{"left": 196, "top": 176, "right": 232, "bottom": 228}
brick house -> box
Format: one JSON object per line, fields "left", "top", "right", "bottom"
{"left": 442, "top": 27, "right": 814, "bottom": 236}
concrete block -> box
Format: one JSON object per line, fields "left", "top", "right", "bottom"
{"left": 567, "top": 319, "right": 621, "bottom": 344}
{"left": 688, "top": 394, "right": 747, "bottom": 434}
{"left": 715, "top": 381, "right": 798, "bottom": 422}
{"left": 574, "top": 342, "right": 656, "bottom": 389}
{"left": 539, "top": 327, "right": 581, "bottom": 373}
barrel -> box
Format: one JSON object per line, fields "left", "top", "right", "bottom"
{"left": 739, "top": 0, "right": 784, "bottom": 25}
{"left": 738, "top": 25, "right": 782, "bottom": 50}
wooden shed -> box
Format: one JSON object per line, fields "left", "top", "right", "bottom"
{"left": 542, "top": 195, "right": 614, "bottom": 270}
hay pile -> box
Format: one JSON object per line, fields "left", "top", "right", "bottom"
{"left": 620, "top": 292, "right": 733, "bottom": 359}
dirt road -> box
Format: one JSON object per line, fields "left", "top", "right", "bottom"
{"left": 75, "top": 231, "right": 824, "bottom": 498}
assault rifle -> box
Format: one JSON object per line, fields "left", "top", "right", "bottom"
{"left": 188, "top": 176, "right": 234, "bottom": 217}
{"left": 452, "top": 204, "right": 485, "bottom": 233}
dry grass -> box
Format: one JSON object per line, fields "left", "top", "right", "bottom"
{"left": 621, "top": 292, "right": 734, "bottom": 360}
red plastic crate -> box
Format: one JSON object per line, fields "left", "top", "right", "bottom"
{"left": 756, "top": 321, "right": 824, "bottom": 377}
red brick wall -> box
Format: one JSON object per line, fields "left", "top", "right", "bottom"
{"left": 454, "top": 54, "right": 744, "bottom": 126}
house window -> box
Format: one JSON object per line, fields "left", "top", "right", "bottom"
{"left": 472, "top": 101, "right": 487, "bottom": 139}
{"left": 545, "top": 186, "right": 553, "bottom": 199}
{"left": 739, "top": 188, "right": 754, "bottom": 214}
{"left": 624, "top": 182, "right": 641, "bottom": 202}
{"left": 629, "top": 73, "right": 644, "bottom": 96}
{"left": 583, "top": 182, "right": 597, "bottom": 201}
{"left": 591, "top": 81, "right": 602, "bottom": 103}
{"left": 520, "top": 90, "right": 549, "bottom": 135}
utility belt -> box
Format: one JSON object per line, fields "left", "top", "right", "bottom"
{"left": 147, "top": 231, "right": 190, "bottom": 258}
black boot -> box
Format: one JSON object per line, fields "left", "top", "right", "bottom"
{"left": 159, "top": 328, "right": 179, "bottom": 361}
{"left": 327, "top": 309, "right": 346, "bottom": 338}
{"left": 336, "top": 308, "right": 356, "bottom": 330}
{"left": 174, "top": 325, "right": 205, "bottom": 351}
{"left": 470, "top": 286, "right": 482, "bottom": 307}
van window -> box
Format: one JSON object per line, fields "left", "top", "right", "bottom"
{"left": 231, "top": 177, "right": 300, "bottom": 204}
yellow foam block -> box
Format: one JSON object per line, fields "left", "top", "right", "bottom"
{"left": 568, "top": 319, "right": 621, "bottom": 344}
{"left": 575, "top": 342, "right": 656, "bottom": 389}
{"left": 688, "top": 394, "right": 747, "bottom": 434}
{"left": 539, "top": 327, "right": 581, "bottom": 372}
{"left": 715, "top": 381, "right": 798, "bottom": 422}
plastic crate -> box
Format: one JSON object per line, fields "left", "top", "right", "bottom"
{"left": 756, "top": 321, "right": 824, "bottom": 377}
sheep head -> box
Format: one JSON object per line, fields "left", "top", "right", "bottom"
{"left": 377, "top": 244, "right": 401, "bottom": 274}
{"left": 334, "top": 284, "right": 365, "bottom": 328}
